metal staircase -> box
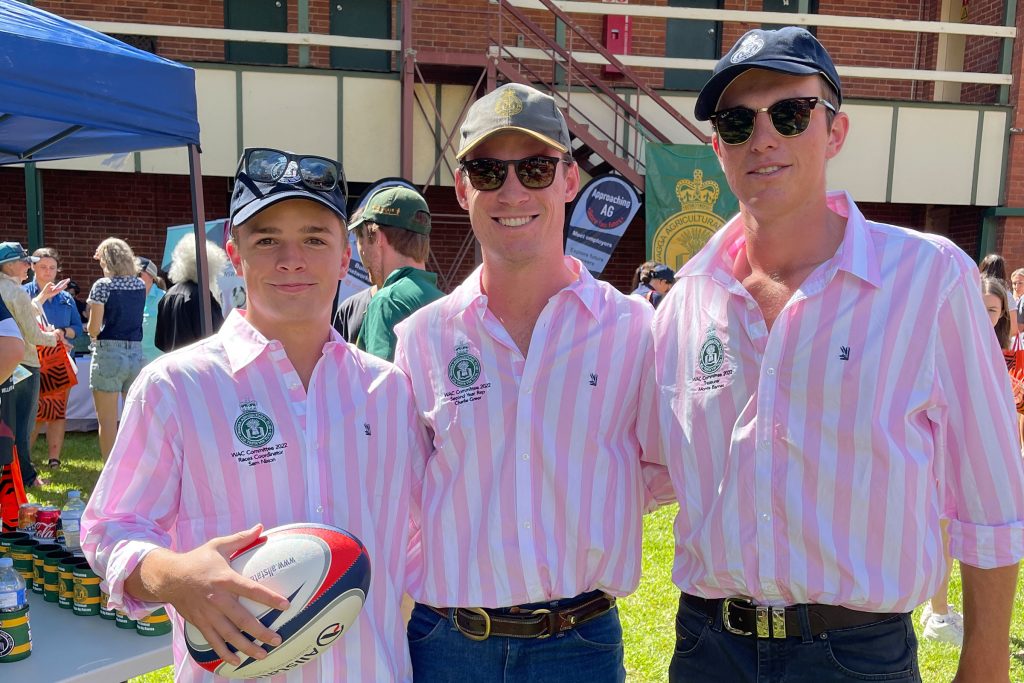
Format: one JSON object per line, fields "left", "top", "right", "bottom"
{"left": 489, "top": 0, "right": 709, "bottom": 192}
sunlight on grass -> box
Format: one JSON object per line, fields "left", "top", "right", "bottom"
{"left": 27, "top": 434, "right": 1024, "bottom": 682}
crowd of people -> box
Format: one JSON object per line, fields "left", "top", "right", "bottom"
{"left": 0, "top": 25, "right": 1021, "bottom": 683}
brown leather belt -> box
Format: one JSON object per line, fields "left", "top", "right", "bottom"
{"left": 682, "top": 593, "right": 902, "bottom": 639}
{"left": 427, "top": 592, "right": 616, "bottom": 641}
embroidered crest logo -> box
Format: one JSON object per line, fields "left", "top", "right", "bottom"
{"left": 495, "top": 88, "right": 524, "bottom": 118}
{"left": 447, "top": 341, "right": 481, "bottom": 388}
{"left": 698, "top": 326, "right": 725, "bottom": 375}
{"left": 234, "top": 400, "right": 275, "bottom": 448}
{"left": 730, "top": 34, "right": 765, "bottom": 63}
{"left": 278, "top": 160, "right": 302, "bottom": 184}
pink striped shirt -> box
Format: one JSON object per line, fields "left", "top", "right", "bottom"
{"left": 645, "top": 191, "right": 1024, "bottom": 611}
{"left": 394, "top": 257, "right": 673, "bottom": 608}
{"left": 82, "top": 310, "right": 429, "bottom": 683}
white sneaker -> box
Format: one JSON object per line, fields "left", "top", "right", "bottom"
{"left": 923, "top": 611, "right": 964, "bottom": 647}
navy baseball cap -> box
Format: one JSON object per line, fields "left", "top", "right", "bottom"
{"left": 229, "top": 149, "right": 348, "bottom": 227}
{"left": 695, "top": 27, "right": 842, "bottom": 121}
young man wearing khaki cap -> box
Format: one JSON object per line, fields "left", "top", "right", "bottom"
{"left": 350, "top": 186, "right": 443, "bottom": 361}
{"left": 394, "top": 83, "right": 671, "bottom": 681}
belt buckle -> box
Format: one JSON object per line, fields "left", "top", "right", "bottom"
{"left": 531, "top": 608, "right": 553, "bottom": 639}
{"left": 721, "top": 597, "right": 755, "bottom": 637}
{"left": 454, "top": 607, "right": 491, "bottom": 642}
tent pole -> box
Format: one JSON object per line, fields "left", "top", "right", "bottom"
{"left": 24, "top": 162, "right": 43, "bottom": 250}
{"left": 188, "top": 144, "right": 213, "bottom": 337}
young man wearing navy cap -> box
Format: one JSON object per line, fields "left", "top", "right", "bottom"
{"left": 82, "top": 149, "right": 430, "bottom": 681}
{"left": 645, "top": 27, "right": 1024, "bottom": 682}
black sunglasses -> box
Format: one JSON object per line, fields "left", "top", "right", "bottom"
{"left": 710, "top": 97, "right": 837, "bottom": 146}
{"left": 460, "top": 155, "right": 570, "bottom": 191}
{"left": 240, "top": 147, "right": 347, "bottom": 196}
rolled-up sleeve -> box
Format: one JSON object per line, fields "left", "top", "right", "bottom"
{"left": 933, "top": 267, "right": 1024, "bottom": 568}
{"left": 81, "top": 371, "right": 184, "bottom": 617}
{"left": 0, "top": 280, "right": 58, "bottom": 348}
{"left": 635, "top": 315, "right": 675, "bottom": 513}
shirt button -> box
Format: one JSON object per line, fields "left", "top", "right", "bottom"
{"left": 522, "top": 453, "right": 529, "bottom": 461}
{"left": 524, "top": 521, "right": 531, "bottom": 529}
{"left": 316, "top": 505, "right": 323, "bottom": 513}
{"left": 761, "top": 513, "right": 771, "bottom": 522}
{"left": 290, "top": 383, "right": 300, "bottom": 390}
{"left": 766, "top": 368, "right": 775, "bottom": 376}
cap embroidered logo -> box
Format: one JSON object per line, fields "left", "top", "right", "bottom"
{"left": 494, "top": 88, "right": 523, "bottom": 118}
{"left": 730, "top": 34, "right": 765, "bottom": 63}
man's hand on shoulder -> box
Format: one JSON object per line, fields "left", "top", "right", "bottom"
{"left": 127, "top": 524, "right": 288, "bottom": 666}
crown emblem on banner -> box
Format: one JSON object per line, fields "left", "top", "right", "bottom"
{"left": 675, "top": 169, "right": 720, "bottom": 213}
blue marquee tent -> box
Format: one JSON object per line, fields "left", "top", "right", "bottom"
{"left": 0, "top": 0, "right": 199, "bottom": 161}
{"left": 0, "top": 0, "right": 215, "bottom": 333}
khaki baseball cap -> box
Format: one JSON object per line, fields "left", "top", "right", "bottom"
{"left": 348, "top": 186, "right": 432, "bottom": 235}
{"left": 457, "top": 83, "right": 571, "bottom": 160}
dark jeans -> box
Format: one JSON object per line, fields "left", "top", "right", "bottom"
{"left": 669, "top": 594, "right": 921, "bottom": 683}
{"left": 9, "top": 366, "right": 39, "bottom": 487}
{"left": 408, "top": 600, "right": 626, "bottom": 682}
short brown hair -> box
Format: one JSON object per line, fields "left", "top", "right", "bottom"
{"left": 355, "top": 222, "right": 430, "bottom": 263}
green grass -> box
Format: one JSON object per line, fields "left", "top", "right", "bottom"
{"left": 27, "top": 434, "right": 1022, "bottom": 681}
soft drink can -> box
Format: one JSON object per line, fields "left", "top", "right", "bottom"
{"left": 17, "top": 504, "right": 38, "bottom": 537}
{"left": 34, "top": 507, "right": 60, "bottom": 540}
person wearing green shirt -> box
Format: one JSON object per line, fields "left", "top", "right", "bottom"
{"left": 350, "top": 186, "right": 444, "bottom": 361}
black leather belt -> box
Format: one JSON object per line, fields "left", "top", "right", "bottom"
{"left": 682, "top": 593, "right": 902, "bottom": 639}
{"left": 427, "top": 591, "right": 616, "bottom": 641}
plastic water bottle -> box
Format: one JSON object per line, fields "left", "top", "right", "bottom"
{"left": 0, "top": 557, "right": 26, "bottom": 613}
{"left": 61, "top": 490, "right": 86, "bottom": 551}
{"left": 0, "top": 556, "right": 30, "bottom": 662}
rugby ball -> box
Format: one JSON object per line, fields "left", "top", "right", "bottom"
{"left": 184, "top": 522, "right": 371, "bottom": 679}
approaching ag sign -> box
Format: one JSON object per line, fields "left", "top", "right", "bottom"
{"left": 565, "top": 174, "right": 641, "bottom": 276}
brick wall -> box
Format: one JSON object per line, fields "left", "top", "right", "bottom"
{"left": 18, "top": 0, "right": 1015, "bottom": 286}
{"left": 33, "top": 0, "right": 1007, "bottom": 104}
{"left": 0, "top": 168, "right": 230, "bottom": 294}
{"left": 960, "top": 0, "right": 1004, "bottom": 103}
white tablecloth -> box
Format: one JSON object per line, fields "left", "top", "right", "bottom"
{"left": 61, "top": 356, "right": 122, "bottom": 432}
{"left": 4, "top": 589, "right": 172, "bottom": 681}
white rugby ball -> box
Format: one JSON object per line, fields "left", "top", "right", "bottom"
{"left": 184, "top": 522, "right": 371, "bottom": 679}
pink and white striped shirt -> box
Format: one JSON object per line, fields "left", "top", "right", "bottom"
{"left": 82, "top": 310, "right": 429, "bottom": 683}
{"left": 645, "top": 191, "right": 1024, "bottom": 611}
{"left": 394, "top": 257, "right": 673, "bottom": 609}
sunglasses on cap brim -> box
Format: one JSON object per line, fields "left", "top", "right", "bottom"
{"left": 459, "top": 155, "right": 571, "bottom": 192}
{"left": 710, "top": 96, "right": 836, "bottom": 146}
{"left": 239, "top": 147, "right": 348, "bottom": 197}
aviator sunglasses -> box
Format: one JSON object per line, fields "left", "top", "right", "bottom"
{"left": 240, "top": 147, "right": 347, "bottom": 196}
{"left": 460, "top": 155, "right": 571, "bottom": 191}
{"left": 710, "top": 96, "right": 837, "bottom": 146}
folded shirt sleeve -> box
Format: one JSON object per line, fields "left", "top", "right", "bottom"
{"left": 81, "top": 371, "right": 183, "bottom": 617}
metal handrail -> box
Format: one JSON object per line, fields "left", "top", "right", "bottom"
{"left": 531, "top": 0, "right": 708, "bottom": 142}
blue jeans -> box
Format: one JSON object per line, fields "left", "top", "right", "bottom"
{"left": 9, "top": 366, "right": 40, "bottom": 487}
{"left": 408, "top": 600, "right": 626, "bottom": 682}
{"left": 669, "top": 594, "right": 921, "bottom": 682}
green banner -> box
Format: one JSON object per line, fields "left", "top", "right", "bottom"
{"left": 645, "top": 144, "right": 738, "bottom": 270}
